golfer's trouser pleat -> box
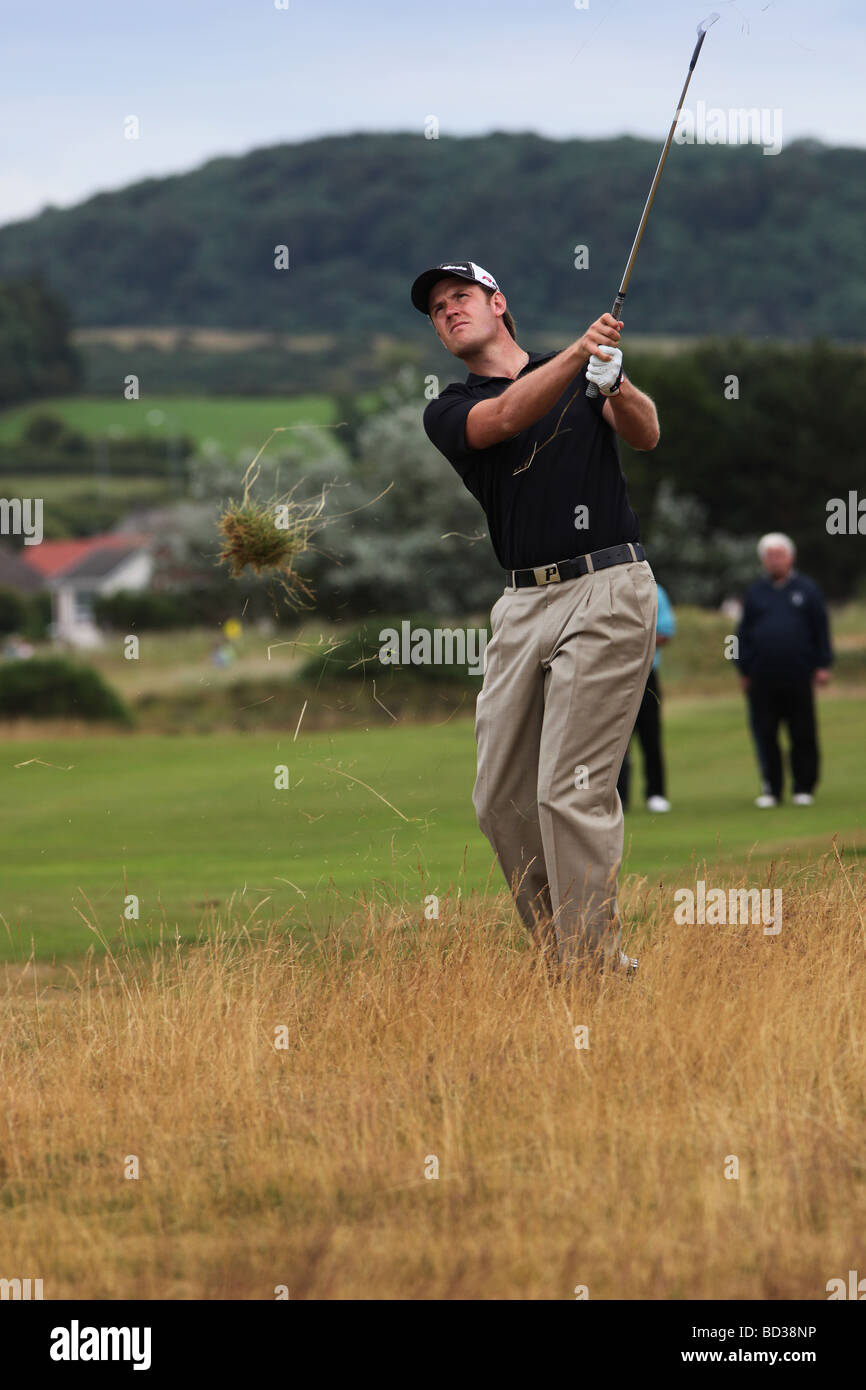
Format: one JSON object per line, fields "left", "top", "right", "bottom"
{"left": 473, "top": 561, "right": 657, "bottom": 968}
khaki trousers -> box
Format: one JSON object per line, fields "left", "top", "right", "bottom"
{"left": 473, "top": 559, "right": 657, "bottom": 968}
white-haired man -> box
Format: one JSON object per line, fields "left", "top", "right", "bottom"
{"left": 737, "top": 533, "right": 833, "bottom": 807}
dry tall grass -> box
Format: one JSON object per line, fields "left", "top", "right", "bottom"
{"left": 1, "top": 850, "right": 864, "bottom": 1300}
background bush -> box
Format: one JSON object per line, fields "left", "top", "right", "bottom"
{"left": 0, "top": 588, "right": 52, "bottom": 640}
{"left": 0, "top": 657, "right": 131, "bottom": 722}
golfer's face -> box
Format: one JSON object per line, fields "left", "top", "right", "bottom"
{"left": 428, "top": 278, "right": 492, "bottom": 357}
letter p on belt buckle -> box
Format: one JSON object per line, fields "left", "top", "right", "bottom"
{"left": 533, "top": 562, "right": 561, "bottom": 585}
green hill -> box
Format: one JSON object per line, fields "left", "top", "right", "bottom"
{"left": 0, "top": 133, "right": 863, "bottom": 341}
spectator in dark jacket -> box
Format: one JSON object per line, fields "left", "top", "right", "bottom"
{"left": 737, "top": 533, "right": 833, "bottom": 807}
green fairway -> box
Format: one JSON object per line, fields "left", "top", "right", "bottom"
{"left": 2, "top": 694, "right": 863, "bottom": 961}
{"left": 0, "top": 394, "right": 335, "bottom": 457}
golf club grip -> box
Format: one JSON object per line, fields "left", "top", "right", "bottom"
{"left": 689, "top": 32, "right": 707, "bottom": 70}
{"left": 586, "top": 295, "right": 625, "bottom": 398}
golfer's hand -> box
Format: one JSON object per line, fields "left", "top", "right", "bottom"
{"left": 587, "top": 345, "right": 623, "bottom": 395}
{"left": 578, "top": 313, "right": 622, "bottom": 367}
{"left": 814, "top": 668, "right": 831, "bottom": 686}
{"left": 740, "top": 675, "right": 751, "bottom": 692}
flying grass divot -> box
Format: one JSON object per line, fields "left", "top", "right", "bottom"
{"left": 218, "top": 423, "right": 392, "bottom": 609}
{"left": 217, "top": 426, "right": 327, "bottom": 607}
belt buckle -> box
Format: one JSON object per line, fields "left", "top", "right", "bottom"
{"left": 532, "top": 562, "right": 561, "bottom": 585}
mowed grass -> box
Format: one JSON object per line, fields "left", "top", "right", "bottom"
{"left": 1, "top": 861, "right": 864, "bottom": 1299}
{"left": 0, "top": 476, "right": 173, "bottom": 502}
{"left": 0, "top": 394, "right": 335, "bottom": 456}
{"left": 1, "top": 693, "right": 864, "bottom": 961}
{"left": 86, "top": 625, "right": 311, "bottom": 696}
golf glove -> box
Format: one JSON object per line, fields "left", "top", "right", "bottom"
{"left": 586, "top": 347, "right": 623, "bottom": 395}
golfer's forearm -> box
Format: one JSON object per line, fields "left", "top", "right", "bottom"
{"left": 494, "top": 343, "right": 588, "bottom": 436}
{"left": 606, "top": 379, "right": 660, "bottom": 451}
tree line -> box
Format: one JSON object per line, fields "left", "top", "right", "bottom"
{"left": 2, "top": 340, "right": 862, "bottom": 607}
{"left": 302, "top": 341, "right": 866, "bottom": 611}
{"left": 0, "top": 276, "right": 82, "bottom": 406}
{"left": 0, "top": 133, "right": 863, "bottom": 343}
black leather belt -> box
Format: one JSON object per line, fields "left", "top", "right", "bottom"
{"left": 508, "top": 541, "right": 645, "bottom": 588}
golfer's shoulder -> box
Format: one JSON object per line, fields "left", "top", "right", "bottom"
{"left": 422, "top": 379, "right": 476, "bottom": 445}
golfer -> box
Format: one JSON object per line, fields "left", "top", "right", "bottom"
{"left": 412, "top": 261, "right": 660, "bottom": 973}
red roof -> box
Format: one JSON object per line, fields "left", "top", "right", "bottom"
{"left": 21, "top": 533, "right": 151, "bottom": 578}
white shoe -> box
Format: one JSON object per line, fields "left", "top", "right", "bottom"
{"left": 646, "top": 796, "right": 671, "bottom": 813}
{"left": 755, "top": 794, "right": 778, "bottom": 808}
{"left": 792, "top": 793, "right": 814, "bottom": 806}
{"left": 618, "top": 950, "right": 638, "bottom": 975}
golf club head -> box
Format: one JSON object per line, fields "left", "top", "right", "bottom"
{"left": 690, "top": 12, "right": 719, "bottom": 68}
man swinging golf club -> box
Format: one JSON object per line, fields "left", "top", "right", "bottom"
{"left": 412, "top": 261, "right": 660, "bottom": 974}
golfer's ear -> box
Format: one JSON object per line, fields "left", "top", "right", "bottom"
{"left": 491, "top": 289, "right": 507, "bottom": 317}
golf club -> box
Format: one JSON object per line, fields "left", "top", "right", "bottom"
{"left": 586, "top": 12, "right": 720, "bottom": 398}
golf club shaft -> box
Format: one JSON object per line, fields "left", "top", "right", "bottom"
{"left": 586, "top": 18, "right": 717, "bottom": 398}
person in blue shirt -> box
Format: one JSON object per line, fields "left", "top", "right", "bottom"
{"left": 737, "top": 533, "right": 833, "bottom": 807}
{"left": 617, "top": 583, "right": 676, "bottom": 813}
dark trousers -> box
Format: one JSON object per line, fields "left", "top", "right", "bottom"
{"left": 747, "top": 692, "right": 771, "bottom": 789}
{"left": 747, "top": 675, "right": 819, "bottom": 798}
{"left": 617, "top": 667, "right": 665, "bottom": 809}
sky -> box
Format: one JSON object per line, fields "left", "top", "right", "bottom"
{"left": 1, "top": 0, "right": 864, "bottom": 226}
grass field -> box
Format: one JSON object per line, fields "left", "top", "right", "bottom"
{"left": 2, "top": 678, "right": 865, "bottom": 1300}
{"left": 2, "top": 373, "right": 862, "bottom": 1299}
{"left": 0, "top": 394, "right": 336, "bottom": 457}
{"left": 2, "top": 692, "right": 864, "bottom": 962}
{"left": 1, "top": 852, "right": 864, "bottom": 1299}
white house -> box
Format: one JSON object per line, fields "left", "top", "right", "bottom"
{"left": 21, "top": 535, "right": 153, "bottom": 649}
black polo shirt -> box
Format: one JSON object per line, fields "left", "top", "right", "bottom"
{"left": 423, "top": 350, "right": 641, "bottom": 572}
